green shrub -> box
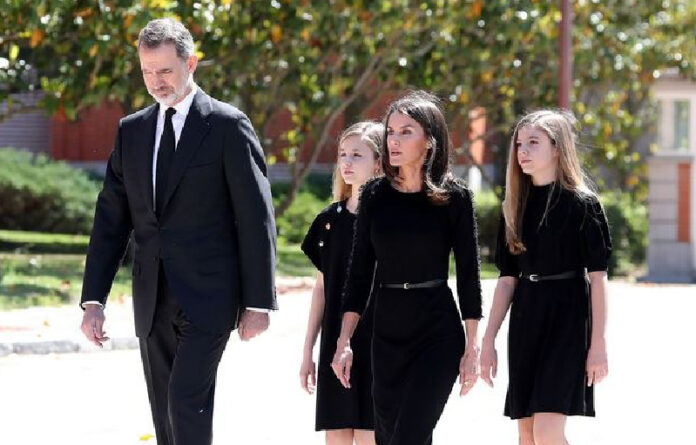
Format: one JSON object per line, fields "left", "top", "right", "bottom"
{"left": 601, "top": 192, "right": 647, "bottom": 276}
{"left": 473, "top": 189, "right": 501, "bottom": 263}
{"left": 0, "top": 148, "right": 101, "bottom": 234}
{"left": 273, "top": 173, "right": 333, "bottom": 245}
{"left": 274, "top": 190, "right": 331, "bottom": 245}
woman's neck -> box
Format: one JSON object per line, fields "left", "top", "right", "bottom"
{"left": 396, "top": 164, "right": 423, "bottom": 192}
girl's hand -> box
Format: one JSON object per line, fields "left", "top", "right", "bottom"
{"left": 586, "top": 341, "right": 608, "bottom": 386}
{"left": 331, "top": 338, "right": 354, "bottom": 389}
{"left": 299, "top": 355, "right": 317, "bottom": 394}
{"left": 479, "top": 340, "right": 498, "bottom": 388}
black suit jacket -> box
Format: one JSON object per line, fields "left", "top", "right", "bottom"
{"left": 81, "top": 90, "right": 277, "bottom": 337}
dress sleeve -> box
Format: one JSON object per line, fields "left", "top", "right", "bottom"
{"left": 580, "top": 197, "right": 613, "bottom": 272}
{"left": 301, "top": 213, "right": 324, "bottom": 272}
{"left": 494, "top": 213, "right": 520, "bottom": 278}
{"left": 452, "top": 187, "right": 483, "bottom": 320}
{"left": 341, "top": 185, "right": 377, "bottom": 315}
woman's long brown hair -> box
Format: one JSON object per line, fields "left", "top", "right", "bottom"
{"left": 381, "top": 91, "right": 457, "bottom": 205}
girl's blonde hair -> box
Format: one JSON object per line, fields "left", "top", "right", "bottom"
{"left": 503, "top": 109, "right": 597, "bottom": 254}
{"left": 332, "top": 121, "right": 384, "bottom": 202}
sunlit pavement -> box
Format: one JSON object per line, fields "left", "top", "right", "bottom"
{"left": 1, "top": 279, "right": 694, "bottom": 444}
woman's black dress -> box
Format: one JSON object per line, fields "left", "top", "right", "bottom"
{"left": 342, "top": 178, "right": 482, "bottom": 445}
{"left": 302, "top": 201, "right": 375, "bottom": 431}
{"left": 495, "top": 182, "right": 612, "bottom": 419}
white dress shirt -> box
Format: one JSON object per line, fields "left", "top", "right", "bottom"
{"left": 83, "top": 84, "right": 268, "bottom": 313}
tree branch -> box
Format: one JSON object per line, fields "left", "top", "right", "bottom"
{"left": 275, "top": 51, "right": 387, "bottom": 215}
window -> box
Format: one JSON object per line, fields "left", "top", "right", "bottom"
{"left": 658, "top": 98, "right": 691, "bottom": 152}
{"left": 674, "top": 100, "right": 690, "bottom": 151}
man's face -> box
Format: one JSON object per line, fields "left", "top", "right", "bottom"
{"left": 138, "top": 43, "right": 197, "bottom": 107}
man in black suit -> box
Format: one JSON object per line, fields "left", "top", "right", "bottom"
{"left": 79, "top": 18, "right": 277, "bottom": 445}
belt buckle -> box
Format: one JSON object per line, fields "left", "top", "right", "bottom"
{"left": 403, "top": 282, "right": 410, "bottom": 289}
{"left": 528, "top": 274, "right": 539, "bottom": 282}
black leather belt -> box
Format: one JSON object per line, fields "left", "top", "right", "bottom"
{"left": 381, "top": 279, "right": 447, "bottom": 290}
{"left": 520, "top": 270, "right": 585, "bottom": 282}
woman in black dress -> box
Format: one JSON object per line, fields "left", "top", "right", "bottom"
{"left": 479, "top": 110, "right": 611, "bottom": 445}
{"left": 331, "top": 91, "right": 482, "bottom": 445}
{"left": 300, "top": 121, "right": 383, "bottom": 445}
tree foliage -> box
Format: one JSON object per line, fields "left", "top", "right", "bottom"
{"left": 1, "top": 0, "right": 694, "bottom": 209}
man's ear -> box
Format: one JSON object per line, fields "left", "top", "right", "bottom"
{"left": 187, "top": 54, "right": 199, "bottom": 74}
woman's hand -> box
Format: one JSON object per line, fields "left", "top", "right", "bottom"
{"left": 459, "top": 345, "right": 479, "bottom": 396}
{"left": 299, "top": 354, "right": 317, "bottom": 394}
{"left": 479, "top": 339, "right": 498, "bottom": 388}
{"left": 331, "top": 338, "right": 354, "bottom": 389}
{"left": 586, "top": 340, "right": 608, "bottom": 386}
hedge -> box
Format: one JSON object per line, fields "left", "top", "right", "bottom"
{"left": 0, "top": 148, "right": 100, "bottom": 234}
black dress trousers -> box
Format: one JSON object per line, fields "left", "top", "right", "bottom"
{"left": 139, "top": 264, "right": 231, "bottom": 445}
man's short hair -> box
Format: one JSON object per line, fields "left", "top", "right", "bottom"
{"left": 137, "top": 18, "right": 195, "bottom": 60}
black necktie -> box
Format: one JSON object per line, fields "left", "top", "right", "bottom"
{"left": 155, "top": 107, "right": 176, "bottom": 217}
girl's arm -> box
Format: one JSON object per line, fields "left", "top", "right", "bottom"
{"left": 480, "top": 276, "right": 517, "bottom": 386}
{"left": 586, "top": 270, "right": 609, "bottom": 386}
{"left": 300, "top": 272, "right": 325, "bottom": 393}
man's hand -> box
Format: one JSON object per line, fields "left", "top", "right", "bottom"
{"left": 80, "top": 305, "right": 110, "bottom": 348}
{"left": 237, "top": 310, "right": 269, "bottom": 341}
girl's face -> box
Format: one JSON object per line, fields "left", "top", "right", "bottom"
{"left": 338, "top": 135, "right": 379, "bottom": 187}
{"left": 386, "top": 112, "right": 429, "bottom": 169}
{"left": 516, "top": 125, "right": 558, "bottom": 179}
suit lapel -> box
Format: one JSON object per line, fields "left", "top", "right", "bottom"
{"left": 134, "top": 103, "right": 159, "bottom": 217}
{"left": 160, "top": 89, "right": 213, "bottom": 213}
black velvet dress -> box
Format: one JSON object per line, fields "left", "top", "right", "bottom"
{"left": 495, "top": 182, "right": 612, "bottom": 419}
{"left": 342, "top": 178, "right": 482, "bottom": 445}
{"left": 302, "top": 201, "right": 375, "bottom": 431}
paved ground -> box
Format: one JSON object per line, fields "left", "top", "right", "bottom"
{"left": 1, "top": 279, "right": 694, "bottom": 444}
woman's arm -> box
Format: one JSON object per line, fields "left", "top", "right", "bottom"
{"left": 331, "top": 311, "right": 361, "bottom": 389}
{"left": 459, "top": 318, "right": 481, "bottom": 396}
{"left": 300, "top": 272, "right": 325, "bottom": 393}
{"left": 451, "top": 187, "right": 484, "bottom": 394}
{"left": 333, "top": 183, "right": 379, "bottom": 388}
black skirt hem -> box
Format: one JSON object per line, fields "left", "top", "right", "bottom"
{"left": 315, "top": 423, "right": 375, "bottom": 432}
{"left": 504, "top": 408, "right": 596, "bottom": 420}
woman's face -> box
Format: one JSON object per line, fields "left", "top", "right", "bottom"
{"left": 338, "top": 135, "right": 379, "bottom": 187}
{"left": 386, "top": 112, "right": 429, "bottom": 169}
{"left": 516, "top": 125, "right": 558, "bottom": 178}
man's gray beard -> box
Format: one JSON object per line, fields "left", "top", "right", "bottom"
{"left": 149, "top": 89, "right": 182, "bottom": 107}
{"left": 149, "top": 79, "right": 191, "bottom": 107}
